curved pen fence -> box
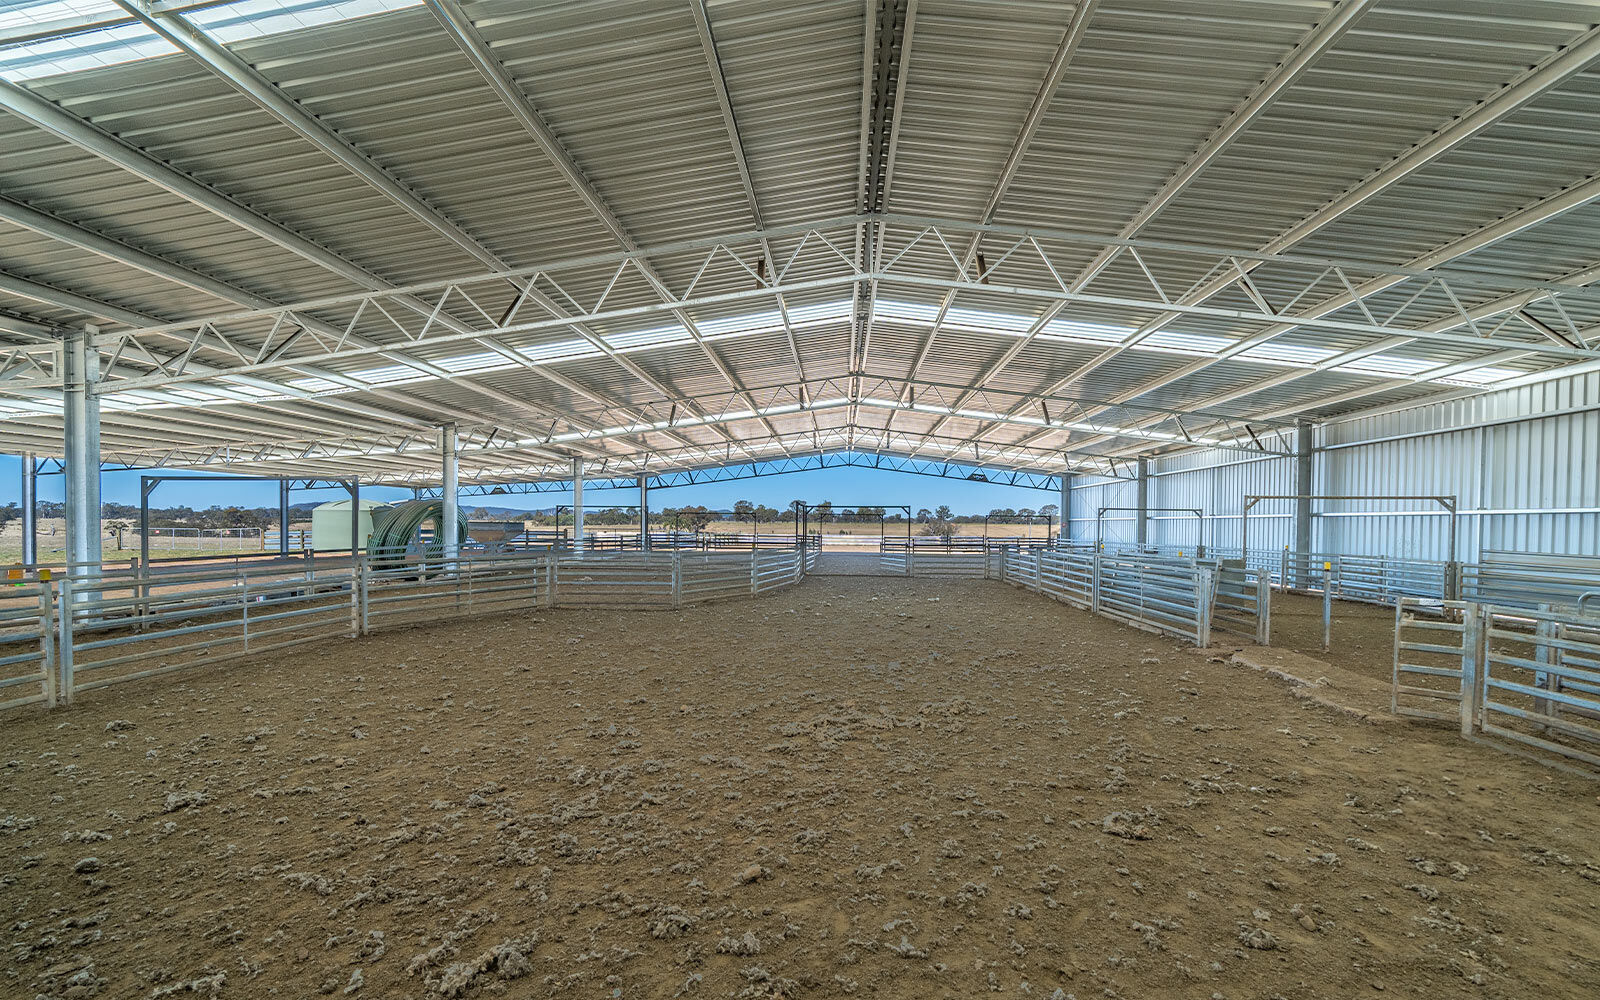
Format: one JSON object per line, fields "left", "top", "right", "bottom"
{"left": 0, "top": 547, "right": 806, "bottom": 714}
{"left": 884, "top": 542, "right": 1271, "bottom": 648}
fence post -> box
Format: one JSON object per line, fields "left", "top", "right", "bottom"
{"left": 345, "top": 562, "right": 358, "bottom": 638}
{"left": 544, "top": 554, "right": 557, "bottom": 609}
{"left": 130, "top": 555, "right": 147, "bottom": 630}
{"left": 1460, "top": 603, "right": 1485, "bottom": 738}
{"left": 358, "top": 558, "right": 370, "bottom": 635}
{"left": 240, "top": 573, "right": 250, "bottom": 653}
{"left": 39, "top": 585, "right": 56, "bottom": 709}
{"left": 1533, "top": 604, "right": 1556, "bottom": 723}
{"left": 1034, "top": 548, "right": 1044, "bottom": 593}
{"left": 1091, "top": 553, "right": 1102, "bottom": 613}
{"left": 672, "top": 552, "right": 683, "bottom": 608}
{"left": 1196, "top": 567, "right": 1215, "bottom": 648}
{"left": 1444, "top": 561, "right": 1461, "bottom": 602}
{"left": 1280, "top": 547, "right": 1288, "bottom": 592}
{"left": 750, "top": 552, "right": 760, "bottom": 595}
{"left": 1322, "top": 558, "right": 1334, "bottom": 652}
{"left": 57, "top": 577, "right": 74, "bottom": 706}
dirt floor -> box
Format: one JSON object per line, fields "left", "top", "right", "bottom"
{"left": 1265, "top": 591, "right": 1403, "bottom": 682}
{"left": 3, "top": 575, "right": 1599, "bottom": 1000}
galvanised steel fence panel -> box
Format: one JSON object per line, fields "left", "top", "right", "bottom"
{"left": 1095, "top": 554, "right": 1214, "bottom": 645}
{"left": 679, "top": 553, "right": 760, "bottom": 604}
{"left": 1001, "top": 548, "right": 1215, "bottom": 646}
{"left": 361, "top": 549, "right": 548, "bottom": 633}
{"left": 1211, "top": 561, "right": 1271, "bottom": 645}
{"left": 1461, "top": 552, "right": 1600, "bottom": 610}
{"left": 552, "top": 553, "right": 679, "bottom": 608}
{"left": 60, "top": 563, "right": 357, "bottom": 699}
{"left": 0, "top": 584, "right": 55, "bottom": 711}
{"left": 1392, "top": 600, "right": 1600, "bottom": 773}
{"left": 883, "top": 551, "right": 990, "bottom": 578}
{"left": 1391, "top": 598, "right": 1472, "bottom": 722}
{"left": 1034, "top": 549, "right": 1094, "bottom": 606}
{"left": 1478, "top": 606, "right": 1600, "bottom": 770}
{"left": 752, "top": 550, "right": 803, "bottom": 593}
{"left": 2, "top": 546, "right": 812, "bottom": 715}
{"left": 1281, "top": 553, "right": 1451, "bottom": 604}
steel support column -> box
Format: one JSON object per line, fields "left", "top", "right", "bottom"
{"left": 1135, "top": 457, "right": 1149, "bottom": 547}
{"left": 1294, "top": 421, "right": 1314, "bottom": 588}
{"left": 638, "top": 475, "right": 649, "bottom": 552}
{"left": 572, "top": 458, "right": 585, "bottom": 553}
{"left": 1059, "top": 470, "right": 1073, "bottom": 545}
{"left": 441, "top": 423, "right": 459, "bottom": 562}
{"left": 20, "top": 452, "right": 37, "bottom": 565}
{"left": 63, "top": 326, "right": 101, "bottom": 581}
{"left": 278, "top": 479, "right": 291, "bottom": 556}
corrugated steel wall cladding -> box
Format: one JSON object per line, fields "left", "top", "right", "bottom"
{"left": 1066, "top": 476, "right": 1135, "bottom": 545}
{"left": 1151, "top": 454, "right": 1294, "bottom": 555}
{"left": 1086, "top": 371, "right": 1600, "bottom": 561}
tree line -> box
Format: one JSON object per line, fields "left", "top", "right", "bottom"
{"left": 0, "top": 501, "right": 284, "bottom": 532}
{"left": 2, "top": 499, "right": 1060, "bottom": 536}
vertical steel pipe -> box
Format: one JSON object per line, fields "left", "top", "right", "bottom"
{"left": 20, "top": 452, "right": 37, "bottom": 565}
{"left": 1135, "top": 458, "right": 1149, "bottom": 546}
{"left": 62, "top": 326, "right": 101, "bottom": 583}
{"left": 1059, "top": 470, "right": 1072, "bottom": 545}
{"left": 1295, "top": 421, "right": 1314, "bottom": 589}
{"left": 638, "top": 475, "right": 649, "bottom": 552}
{"left": 572, "top": 458, "right": 585, "bottom": 554}
{"left": 279, "top": 479, "right": 291, "bottom": 555}
{"left": 441, "top": 423, "right": 459, "bottom": 562}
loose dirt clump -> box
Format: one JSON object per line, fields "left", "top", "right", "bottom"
{"left": 2, "top": 576, "right": 1598, "bottom": 998}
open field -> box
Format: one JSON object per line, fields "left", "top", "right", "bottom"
{"left": 1, "top": 520, "right": 285, "bottom": 565}
{"left": 3, "top": 575, "right": 1597, "bottom": 1000}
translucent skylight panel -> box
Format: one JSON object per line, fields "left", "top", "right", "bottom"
{"left": 1237, "top": 342, "right": 1335, "bottom": 366}
{"left": 435, "top": 351, "right": 508, "bottom": 375}
{"left": 1144, "top": 331, "right": 1231, "bottom": 354}
{"left": 520, "top": 339, "right": 599, "bottom": 364}
{"left": 784, "top": 300, "right": 851, "bottom": 325}
{"left": 603, "top": 325, "right": 685, "bottom": 350}
{"left": 943, "top": 306, "right": 1034, "bottom": 333}
{"left": 1039, "top": 318, "right": 1127, "bottom": 343}
{"left": 1, "top": 0, "right": 421, "bottom": 82}
{"left": 872, "top": 300, "right": 939, "bottom": 324}
{"left": 1340, "top": 355, "right": 1435, "bottom": 377}
{"left": 694, "top": 311, "right": 782, "bottom": 337}
{"left": 1440, "top": 367, "right": 1518, "bottom": 386}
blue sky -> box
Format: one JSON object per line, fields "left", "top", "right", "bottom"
{"left": 0, "top": 454, "right": 1057, "bottom": 516}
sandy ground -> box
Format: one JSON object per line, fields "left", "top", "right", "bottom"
{"left": 3, "top": 575, "right": 1598, "bottom": 1000}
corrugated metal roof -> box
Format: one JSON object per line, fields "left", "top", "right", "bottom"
{"left": 2, "top": 0, "right": 1599, "bottom": 485}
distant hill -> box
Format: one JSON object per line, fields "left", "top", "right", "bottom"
{"left": 288, "top": 501, "right": 536, "bottom": 518}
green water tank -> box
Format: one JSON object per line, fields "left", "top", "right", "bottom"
{"left": 310, "top": 499, "right": 391, "bottom": 552}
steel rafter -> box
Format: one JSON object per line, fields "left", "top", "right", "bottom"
{"left": 0, "top": 59, "right": 719, "bottom": 440}
{"left": 423, "top": 0, "right": 778, "bottom": 438}
{"left": 20, "top": 214, "right": 1596, "bottom": 408}
{"left": 419, "top": 450, "right": 1078, "bottom": 499}
{"left": 1002, "top": 22, "right": 1600, "bottom": 401}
